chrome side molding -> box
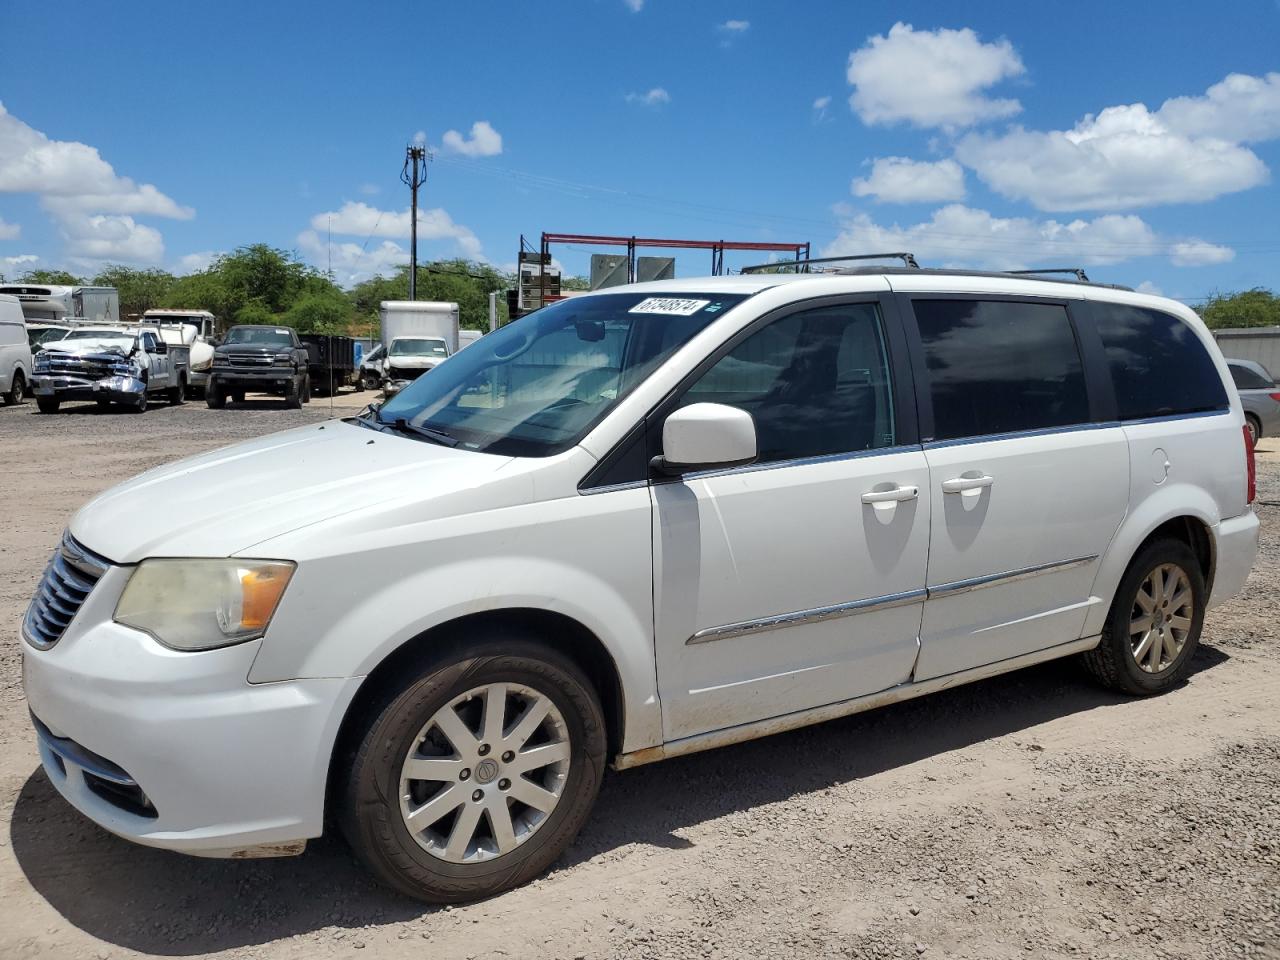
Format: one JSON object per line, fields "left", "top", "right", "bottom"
{"left": 686, "top": 555, "right": 1097, "bottom": 645}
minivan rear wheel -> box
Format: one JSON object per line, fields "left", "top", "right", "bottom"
{"left": 340, "top": 636, "right": 606, "bottom": 903}
{"left": 1245, "top": 413, "right": 1261, "bottom": 447}
{"left": 1082, "top": 538, "right": 1205, "bottom": 695}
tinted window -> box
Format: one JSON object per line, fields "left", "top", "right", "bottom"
{"left": 1229, "top": 363, "right": 1274, "bottom": 390}
{"left": 913, "top": 299, "right": 1089, "bottom": 441}
{"left": 680, "top": 303, "right": 895, "bottom": 464}
{"left": 1094, "top": 304, "right": 1228, "bottom": 420}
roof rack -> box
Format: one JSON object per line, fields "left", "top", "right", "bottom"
{"left": 739, "top": 252, "right": 919, "bottom": 274}
{"left": 1006, "top": 268, "right": 1091, "bottom": 282}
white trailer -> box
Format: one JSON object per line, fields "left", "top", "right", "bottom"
{"left": 0, "top": 284, "right": 119, "bottom": 324}
{"left": 378, "top": 300, "right": 460, "bottom": 396}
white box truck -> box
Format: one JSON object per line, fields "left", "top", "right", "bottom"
{"left": 378, "top": 300, "right": 459, "bottom": 397}
{"left": 0, "top": 284, "right": 119, "bottom": 324}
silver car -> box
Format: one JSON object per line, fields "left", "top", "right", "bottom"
{"left": 1227, "top": 358, "right": 1280, "bottom": 445}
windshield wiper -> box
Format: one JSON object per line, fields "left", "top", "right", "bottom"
{"left": 386, "top": 417, "right": 460, "bottom": 447}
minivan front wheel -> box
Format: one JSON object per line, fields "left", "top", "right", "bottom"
{"left": 1082, "top": 538, "right": 1205, "bottom": 695}
{"left": 341, "top": 638, "right": 606, "bottom": 903}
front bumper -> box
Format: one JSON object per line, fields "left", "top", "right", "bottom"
{"left": 211, "top": 368, "right": 296, "bottom": 390}
{"left": 21, "top": 565, "right": 361, "bottom": 857}
{"left": 31, "top": 374, "right": 146, "bottom": 403}
{"left": 188, "top": 368, "right": 211, "bottom": 388}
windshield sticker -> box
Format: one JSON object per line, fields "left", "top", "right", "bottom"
{"left": 628, "top": 297, "right": 711, "bottom": 317}
{"left": 275, "top": 328, "right": 290, "bottom": 335}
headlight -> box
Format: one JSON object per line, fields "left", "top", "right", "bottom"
{"left": 274, "top": 352, "right": 294, "bottom": 363}
{"left": 114, "top": 559, "right": 295, "bottom": 651}
{"left": 191, "top": 357, "right": 213, "bottom": 371}
{"left": 111, "top": 361, "right": 143, "bottom": 377}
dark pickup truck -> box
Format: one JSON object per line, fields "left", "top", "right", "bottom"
{"left": 207, "top": 324, "right": 310, "bottom": 409}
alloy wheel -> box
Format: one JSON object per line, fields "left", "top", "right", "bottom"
{"left": 1129, "top": 562, "right": 1193, "bottom": 674}
{"left": 398, "top": 682, "right": 571, "bottom": 864}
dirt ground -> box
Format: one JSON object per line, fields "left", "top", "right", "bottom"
{"left": 1, "top": 392, "right": 1277, "bottom": 960}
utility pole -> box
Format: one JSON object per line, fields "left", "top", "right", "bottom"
{"left": 401, "top": 144, "right": 429, "bottom": 300}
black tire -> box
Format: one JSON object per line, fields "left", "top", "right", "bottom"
{"left": 1081, "top": 537, "right": 1206, "bottom": 696}
{"left": 361, "top": 374, "right": 379, "bottom": 391}
{"left": 340, "top": 636, "right": 607, "bottom": 904}
{"left": 302, "top": 374, "right": 312, "bottom": 404}
{"left": 1245, "top": 413, "right": 1262, "bottom": 447}
{"left": 206, "top": 387, "right": 226, "bottom": 409}
{"left": 285, "top": 376, "right": 302, "bottom": 409}
{"left": 168, "top": 373, "right": 186, "bottom": 405}
{"left": 127, "top": 391, "right": 148, "bottom": 413}
{"left": 232, "top": 390, "right": 246, "bottom": 404}
{"left": 4, "top": 370, "right": 26, "bottom": 406}
{"left": 36, "top": 397, "right": 60, "bottom": 414}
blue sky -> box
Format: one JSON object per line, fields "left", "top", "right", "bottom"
{"left": 2, "top": 0, "right": 1278, "bottom": 302}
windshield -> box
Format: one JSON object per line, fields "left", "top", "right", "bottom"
{"left": 374, "top": 291, "right": 748, "bottom": 457}
{"left": 390, "top": 338, "right": 448, "bottom": 358}
{"left": 224, "top": 327, "right": 293, "bottom": 347}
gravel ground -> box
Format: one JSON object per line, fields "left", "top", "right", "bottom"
{"left": 0, "top": 394, "right": 1277, "bottom": 960}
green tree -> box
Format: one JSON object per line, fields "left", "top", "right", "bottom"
{"left": 18, "top": 268, "right": 84, "bottom": 285}
{"left": 561, "top": 275, "right": 590, "bottom": 291}
{"left": 1199, "top": 288, "right": 1280, "bottom": 330}
{"left": 92, "top": 265, "right": 177, "bottom": 318}
{"left": 163, "top": 270, "right": 235, "bottom": 324}
{"left": 233, "top": 302, "right": 275, "bottom": 326}
{"left": 282, "top": 288, "right": 354, "bottom": 333}
{"left": 349, "top": 259, "right": 513, "bottom": 333}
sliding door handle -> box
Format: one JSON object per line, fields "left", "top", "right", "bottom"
{"left": 861, "top": 485, "right": 920, "bottom": 504}
{"left": 941, "top": 474, "right": 994, "bottom": 494}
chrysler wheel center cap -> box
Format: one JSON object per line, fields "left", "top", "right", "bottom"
{"left": 475, "top": 758, "right": 500, "bottom": 784}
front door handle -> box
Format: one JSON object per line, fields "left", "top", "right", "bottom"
{"left": 861, "top": 485, "right": 920, "bottom": 504}
{"left": 941, "top": 474, "right": 994, "bottom": 494}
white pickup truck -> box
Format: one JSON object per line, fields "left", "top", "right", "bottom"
{"left": 30, "top": 325, "right": 190, "bottom": 414}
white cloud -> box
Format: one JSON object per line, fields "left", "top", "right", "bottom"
{"left": 1170, "top": 240, "right": 1235, "bottom": 266}
{"left": 1157, "top": 72, "right": 1280, "bottom": 143}
{"left": 297, "top": 230, "right": 408, "bottom": 285}
{"left": 955, "top": 103, "right": 1269, "bottom": 211}
{"left": 625, "top": 87, "right": 670, "bottom": 107}
{"left": 441, "top": 120, "right": 503, "bottom": 157}
{"left": 813, "top": 95, "right": 832, "bottom": 111}
{"left": 59, "top": 213, "right": 165, "bottom": 263}
{"left": 412, "top": 130, "right": 427, "bottom": 146}
{"left": 0, "top": 217, "right": 19, "bottom": 240}
{"left": 821, "top": 203, "right": 1229, "bottom": 270}
{"left": 310, "top": 201, "right": 481, "bottom": 256}
{"left": 1136, "top": 281, "right": 1163, "bottom": 296}
{"left": 847, "top": 23, "right": 1024, "bottom": 129}
{"left": 623, "top": 0, "right": 643, "bottom": 11}
{"left": 177, "top": 250, "right": 220, "bottom": 273}
{"left": 852, "top": 157, "right": 966, "bottom": 203}
{"left": 358, "top": 183, "right": 380, "bottom": 196}
{"left": 720, "top": 19, "right": 750, "bottom": 32}
{"left": 1, "top": 253, "right": 39, "bottom": 277}
{"left": 0, "top": 103, "right": 192, "bottom": 219}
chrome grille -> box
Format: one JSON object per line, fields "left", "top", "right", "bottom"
{"left": 39, "top": 354, "right": 117, "bottom": 379}
{"left": 219, "top": 354, "right": 273, "bottom": 367}
{"left": 23, "top": 534, "right": 111, "bottom": 650}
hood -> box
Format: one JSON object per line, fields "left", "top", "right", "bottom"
{"left": 43, "top": 338, "right": 132, "bottom": 356}
{"left": 216, "top": 343, "right": 279, "bottom": 356}
{"left": 70, "top": 420, "right": 517, "bottom": 562}
{"left": 387, "top": 356, "right": 442, "bottom": 370}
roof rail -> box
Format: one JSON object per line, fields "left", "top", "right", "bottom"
{"left": 1006, "top": 268, "right": 1091, "bottom": 282}
{"left": 739, "top": 252, "right": 919, "bottom": 274}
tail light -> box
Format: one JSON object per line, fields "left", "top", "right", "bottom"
{"left": 1269, "top": 392, "right": 1280, "bottom": 402}
{"left": 1245, "top": 425, "right": 1257, "bottom": 504}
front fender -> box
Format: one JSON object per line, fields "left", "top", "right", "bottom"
{"left": 247, "top": 487, "right": 662, "bottom": 752}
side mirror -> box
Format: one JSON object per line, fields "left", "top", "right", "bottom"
{"left": 652, "top": 403, "right": 757, "bottom": 476}
{"left": 153, "top": 340, "right": 168, "bottom": 354}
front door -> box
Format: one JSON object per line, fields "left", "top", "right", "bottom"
{"left": 652, "top": 298, "right": 930, "bottom": 742}
{"left": 901, "top": 295, "right": 1129, "bottom": 680}
{"left": 142, "top": 331, "right": 169, "bottom": 388}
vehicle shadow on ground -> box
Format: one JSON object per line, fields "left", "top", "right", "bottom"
{"left": 9, "top": 644, "right": 1230, "bottom": 955}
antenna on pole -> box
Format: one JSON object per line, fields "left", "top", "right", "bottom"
{"left": 401, "top": 142, "right": 431, "bottom": 301}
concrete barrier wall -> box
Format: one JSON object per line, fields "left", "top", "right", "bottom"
{"left": 1212, "top": 326, "right": 1280, "bottom": 375}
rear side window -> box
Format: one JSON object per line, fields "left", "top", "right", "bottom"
{"left": 1093, "top": 304, "right": 1228, "bottom": 420}
{"left": 1229, "top": 363, "right": 1274, "bottom": 390}
{"left": 912, "top": 299, "right": 1089, "bottom": 442}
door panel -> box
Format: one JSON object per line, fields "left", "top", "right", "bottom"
{"left": 649, "top": 297, "right": 927, "bottom": 743}
{"left": 653, "top": 450, "right": 930, "bottom": 740}
{"left": 915, "top": 428, "right": 1128, "bottom": 679}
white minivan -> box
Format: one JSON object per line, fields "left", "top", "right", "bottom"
{"left": 21, "top": 265, "right": 1259, "bottom": 902}
{"left": 0, "top": 293, "right": 32, "bottom": 406}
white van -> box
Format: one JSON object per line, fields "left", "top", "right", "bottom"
{"left": 0, "top": 294, "right": 32, "bottom": 406}
{"left": 20, "top": 264, "right": 1259, "bottom": 902}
